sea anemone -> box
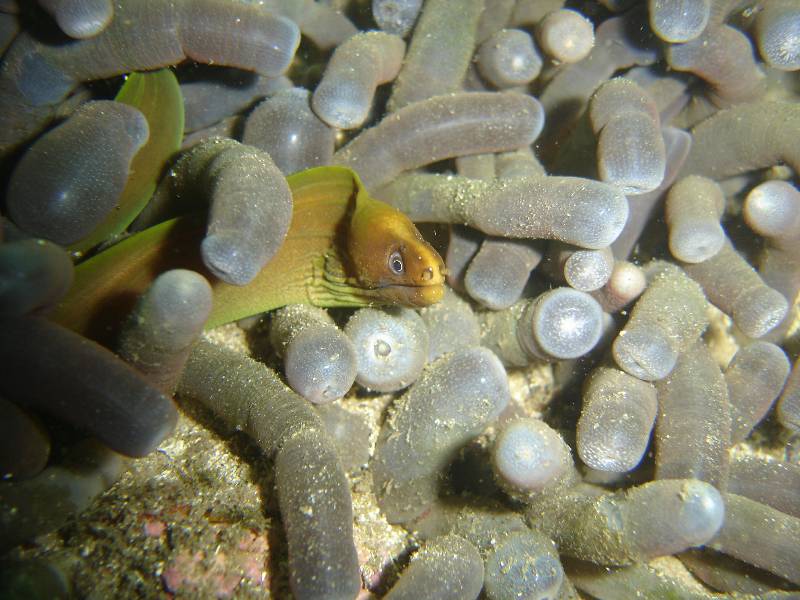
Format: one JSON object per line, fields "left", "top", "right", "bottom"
{"left": 1, "top": 0, "right": 799, "bottom": 598}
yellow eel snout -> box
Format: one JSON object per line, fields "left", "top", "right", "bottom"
{"left": 370, "top": 235, "right": 446, "bottom": 307}
{"left": 345, "top": 180, "right": 446, "bottom": 307}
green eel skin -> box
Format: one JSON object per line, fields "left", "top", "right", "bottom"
{"left": 52, "top": 166, "right": 445, "bottom": 344}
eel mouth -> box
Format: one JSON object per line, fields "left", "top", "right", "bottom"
{"left": 374, "top": 281, "right": 445, "bottom": 307}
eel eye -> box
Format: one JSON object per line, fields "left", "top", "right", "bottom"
{"left": 388, "top": 250, "right": 405, "bottom": 274}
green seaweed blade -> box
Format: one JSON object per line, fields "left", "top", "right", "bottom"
{"left": 70, "top": 69, "right": 184, "bottom": 254}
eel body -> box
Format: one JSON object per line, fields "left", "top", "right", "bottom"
{"left": 51, "top": 166, "right": 445, "bottom": 343}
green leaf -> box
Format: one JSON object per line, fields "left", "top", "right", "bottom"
{"left": 70, "top": 69, "right": 184, "bottom": 254}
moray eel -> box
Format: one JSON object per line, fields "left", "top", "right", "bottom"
{"left": 51, "top": 166, "right": 445, "bottom": 343}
